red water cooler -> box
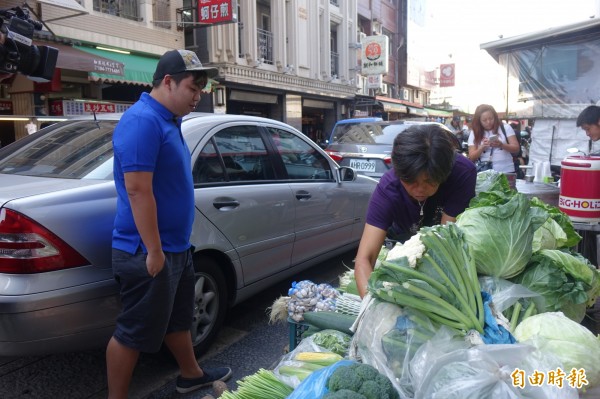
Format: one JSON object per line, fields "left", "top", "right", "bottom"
{"left": 559, "top": 156, "right": 600, "bottom": 222}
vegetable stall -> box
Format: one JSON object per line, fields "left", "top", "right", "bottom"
{"left": 203, "top": 171, "right": 600, "bottom": 399}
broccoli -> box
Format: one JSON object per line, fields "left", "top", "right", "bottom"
{"left": 327, "top": 365, "right": 363, "bottom": 392}
{"left": 352, "top": 363, "right": 379, "bottom": 381}
{"left": 326, "top": 363, "right": 399, "bottom": 399}
{"left": 358, "top": 380, "right": 385, "bottom": 399}
{"left": 375, "top": 373, "right": 399, "bottom": 399}
{"left": 322, "top": 389, "right": 367, "bottom": 399}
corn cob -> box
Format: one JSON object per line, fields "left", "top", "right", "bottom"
{"left": 293, "top": 351, "right": 343, "bottom": 366}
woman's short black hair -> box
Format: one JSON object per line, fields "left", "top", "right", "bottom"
{"left": 391, "top": 124, "right": 456, "bottom": 184}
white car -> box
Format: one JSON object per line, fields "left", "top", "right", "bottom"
{"left": 0, "top": 113, "right": 377, "bottom": 356}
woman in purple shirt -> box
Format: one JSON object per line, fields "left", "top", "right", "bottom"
{"left": 354, "top": 124, "right": 477, "bottom": 297}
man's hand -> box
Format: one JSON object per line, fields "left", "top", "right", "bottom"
{"left": 146, "top": 250, "right": 165, "bottom": 277}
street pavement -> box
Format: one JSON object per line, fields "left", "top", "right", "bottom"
{"left": 0, "top": 250, "right": 353, "bottom": 399}
{"left": 142, "top": 250, "right": 355, "bottom": 399}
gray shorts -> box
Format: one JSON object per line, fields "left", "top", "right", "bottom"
{"left": 111, "top": 248, "right": 195, "bottom": 352}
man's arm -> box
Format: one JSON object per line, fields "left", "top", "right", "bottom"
{"left": 124, "top": 171, "right": 164, "bottom": 276}
{"left": 354, "top": 223, "right": 388, "bottom": 298}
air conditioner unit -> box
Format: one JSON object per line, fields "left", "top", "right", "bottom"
{"left": 401, "top": 89, "right": 410, "bottom": 100}
{"left": 380, "top": 84, "right": 388, "bottom": 95}
{"left": 358, "top": 32, "right": 367, "bottom": 42}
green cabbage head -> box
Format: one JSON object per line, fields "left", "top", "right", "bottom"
{"left": 456, "top": 193, "right": 547, "bottom": 278}
{"left": 514, "top": 312, "right": 600, "bottom": 389}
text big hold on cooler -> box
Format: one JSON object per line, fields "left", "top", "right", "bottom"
{"left": 559, "top": 155, "right": 600, "bottom": 222}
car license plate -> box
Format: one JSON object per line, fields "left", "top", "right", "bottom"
{"left": 349, "top": 159, "right": 376, "bottom": 172}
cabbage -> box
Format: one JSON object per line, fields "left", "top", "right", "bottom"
{"left": 514, "top": 312, "right": 600, "bottom": 389}
{"left": 530, "top": 197, "right": 581, "bottom": 251}
{"left": 514, "top": 249, "right": 600, "bottom": 322}
{"left": 456, "top": 193, "right": 547, "bottom": 278}
{"left": 533, "top": 218, "right": 568, "bottom": 252}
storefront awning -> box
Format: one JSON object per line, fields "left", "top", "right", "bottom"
{"left": 35, "top": 0, "right": 88, "bottom": 22}
{"left": 75, "top": 46, "right": 160, "bottom": 86}
{"left": 34, "top": 41, "right": 124, "bottom": 75}
{"left": 407, "top": 106, "right": 428, "bottom": 116}
{"left": 424, "top": 107, "right": 453, "bottom": 118}
{"left": 378, "top": 99, "right": 408, "bottom": 114}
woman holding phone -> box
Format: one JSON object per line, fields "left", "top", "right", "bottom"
{"left": 467, "top": 104, "right": 520, "bottom": 173}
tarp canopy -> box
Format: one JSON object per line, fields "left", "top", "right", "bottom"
{"left": 529, "top": 119, "right": 600, "bottom": 167}
{"left": 75, "top": 46, "right": 159, "bottom": 86}
{"left": 481, "top": 19, "right": 600, "bottom": 119}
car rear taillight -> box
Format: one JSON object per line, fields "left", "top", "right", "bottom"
{"left": 0, "top": 208, "right": 89, "bottom": 273}
{"left": 325, "top": 150, "right": 343, "bottom": 162}
{"left": 384, "top": 156, "right": 392, "bottom": 165}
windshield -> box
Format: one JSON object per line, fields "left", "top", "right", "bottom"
{"left": 330, "top": 122, "right": 410, "bottom": 145}
{"left": 0, "top": 121, "right": 117, "bottom": 179}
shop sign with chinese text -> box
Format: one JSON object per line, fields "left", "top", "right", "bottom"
{"left": 50, "top": 100, "right": 132, "bottom": 116}
{"left": 360, "top": 35, "right": 389, "bottom": 76}
{"left": 197, "top": 0, "right": 237, "bottom": 25}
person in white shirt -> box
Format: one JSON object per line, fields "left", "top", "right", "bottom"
{"left": 467, "top": 104, "right": 520, "bottom": 173}
{"left": 25, "top": 119, "right": 38, "bottom": 135}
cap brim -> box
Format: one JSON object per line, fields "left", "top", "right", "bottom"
{"left": 187, "top": 66, "right": 219, "bottom": 78}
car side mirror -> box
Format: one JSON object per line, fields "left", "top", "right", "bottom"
{"left": 338, "top": 166, "right": 356, "bottom": 182}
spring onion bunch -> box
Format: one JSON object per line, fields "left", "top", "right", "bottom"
{"left": 368, "top": 223, "right": 484, "bottom": 334}
{"left": 219, "top": 369, "right": 294, "bottom": 399}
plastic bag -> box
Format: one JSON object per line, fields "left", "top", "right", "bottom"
{"left": 351, "top": 298, "right": 438, "bottom": 398}
{"left": 479, "top": 276, "right": 545, "bottom": 332}
{"left": 410, "top": 329, "right": 578, "bottom": 399}
{"left": 274, "top": 332, "right": 340, "bottom": 388}
{"left": 285, "top": 359, "right": 355, "bottom": 399}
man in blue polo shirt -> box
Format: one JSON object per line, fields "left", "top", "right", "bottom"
{"left": 108, "top": 49, "right": 231, "bottom": 398}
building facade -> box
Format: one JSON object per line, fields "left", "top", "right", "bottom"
{"left": 0, "top": 0, "right": 445, "bottom": 146}
{"left": 1, "top": 0, "right": 179, "bottom": 144}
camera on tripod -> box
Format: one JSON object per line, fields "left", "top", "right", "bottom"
{"left": 0, "top": 6, "right": 58, "bottom": 80}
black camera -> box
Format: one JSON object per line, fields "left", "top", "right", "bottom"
{"left": 0, "top": 7, "right": 58, "bottom": 80}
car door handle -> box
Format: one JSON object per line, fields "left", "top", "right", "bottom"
{"left": 213, "top": 199, "right": 240, "bottom": 210}
{"left": 295, "top": 190, "right": 312, "bottom": 200}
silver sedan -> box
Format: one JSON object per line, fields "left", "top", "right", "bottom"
{"left": 0, "top": 113, "right": 377, "bottom": 356}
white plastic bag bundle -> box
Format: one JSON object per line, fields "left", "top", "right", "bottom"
{"left": 410, "top": 332, "right": 578, "bottom": 399}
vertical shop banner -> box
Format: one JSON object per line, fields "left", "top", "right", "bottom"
{"left": 361, "top": 35, "right": 389, "bottom": 76}
{"left": 197, "top": 0, "right": 237, "bottom": 25}
{"left": 439, "top": 63, "right": 455, "bottom": 87}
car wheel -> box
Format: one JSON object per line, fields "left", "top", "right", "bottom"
{"left": 191, "top": 255, "right": 228, "bottom": 355}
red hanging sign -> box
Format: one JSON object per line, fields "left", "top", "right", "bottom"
{"left": 197, "top": 0, "right": 236, "bottom": 25}
{"left": 439, "top": 64, "right": 455, "bottom": 87}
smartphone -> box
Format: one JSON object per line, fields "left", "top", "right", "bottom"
{"left": 489, "top": 134, "right": 499, "bottom": 143}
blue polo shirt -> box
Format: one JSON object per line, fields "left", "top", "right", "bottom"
{"left": 112, "top": 92, "right": 194, "bottom": 254}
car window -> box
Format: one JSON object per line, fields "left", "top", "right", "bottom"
{"left": 330, "top": 123, "right": 385, "bottom": 144}
{"left": 330, "top": 122, "right": 411, "bottom": 145}
{"left": 193, "top": 125, "right": 276, "bottom": 184}
{"left": 377, "top": 124, "right": 411, "bottom": 144}
{"left": 267, "top": 127, "right": 333, "bottom": 180}
{"left": 0, "top": 121, "right": 116, "bottom": 179}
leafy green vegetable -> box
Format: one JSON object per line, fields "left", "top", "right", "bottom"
{"left": 530, "top": 197, "right": 581, "bottom": 251}
{"left": 513, "top": 249, "right": 600, "bottom": 322}
{"left": 514, "top": 312, "right": 600, "bottom": 389}
{"left": 474, "top": 170, "right": 512, "bottom": 196}
{"left": 456, "top": 193, "right": 548, "bottom": 278}
{"left": 219, "top": 369, "right": 294, "bottom": 399}
{"left": 368, "top": 224, "right": 484, "bottom": 334}
{"left": 312, "top": 329, "right": 352, "bottom": 356}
